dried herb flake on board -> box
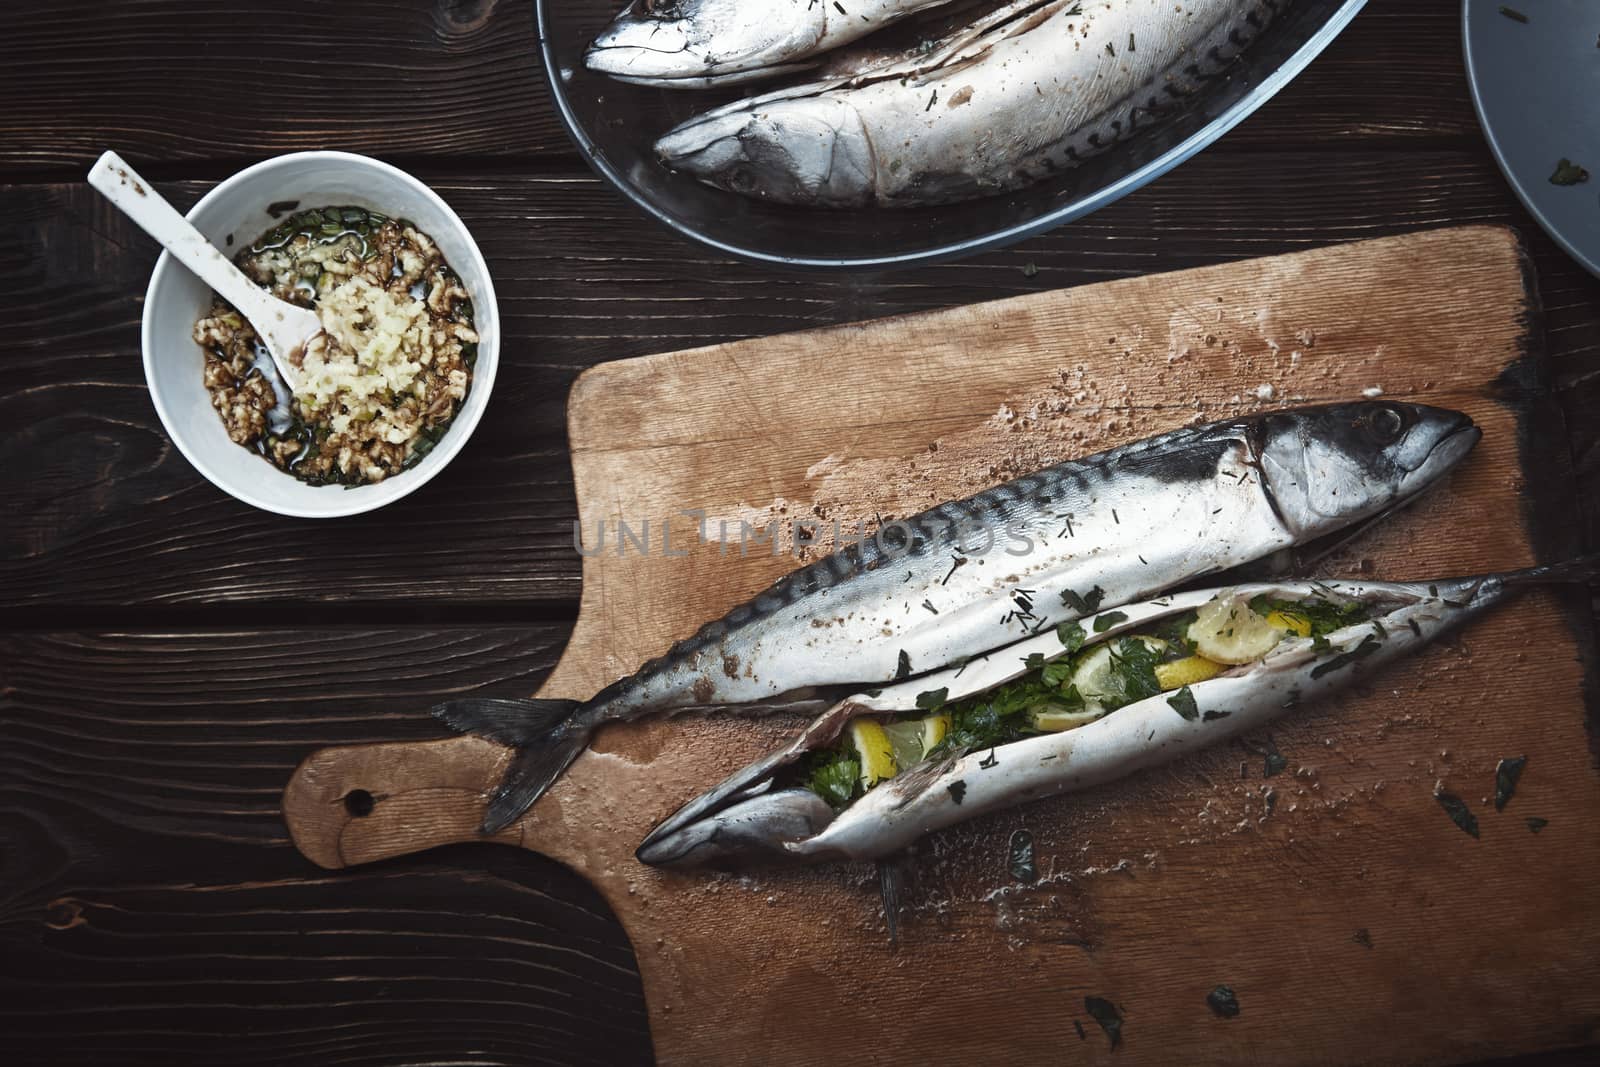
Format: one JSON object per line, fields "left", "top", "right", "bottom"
{"left": 1073, "top": 1019, "right": 1087, "bottom": 1041}
{"left": 1084, "top": 996, "right": 1124, "bottom": 1050}
{"left": 1206, "top": 985, "right": 1240, "bottom": 1018}
{"left": 948, "top": 780, "right": 967, "bottom": 805}
{"left": 1009, "top": 829, "right": 1037, "bottom": 882}
{"left": 1494, "top": 756, "right": 1526, "bottom": 811}
{"left": 1435, "top": 790, "right": 1479, "bottom": 838}
{"left": 895, "top": 649, "right": 912, "bottom": 680}
{"left": 1353, "top": 928, "right": 1373, "bottom": 949}
{"left": 1526, "top": 816, "right": 1549, "bottom": 833}
{"left": 1263, "top": 736, "right": 1288, "bottom": 778}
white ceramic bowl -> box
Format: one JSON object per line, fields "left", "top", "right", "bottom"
{"left": 141, "top": 151, "right": 500, "bottom": 518}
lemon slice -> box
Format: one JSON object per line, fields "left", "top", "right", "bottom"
{"left": 1187, "top": 596, "right": 1284, "bottom": 665}
{"left": 1155, "top": 654, "right": 1226, "bottom": 690}
{"left": 1070, "top": 636, "right": 1168, "bottom": 711}
{"left": 847, "top": 719, "right": 897, "bottom": 788}
{"left": 1266, "top": 609, "right": 1313, "bottom": 638}
{"left": 1030, "top": 705, "right": 1105, "bottom": 732}
{"left": 882, "top": 713, "right": 948, "bottom": 770}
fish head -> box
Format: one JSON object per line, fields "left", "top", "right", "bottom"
{"left": 635, "top": 787, "right": 836, "bottom": 869}
{"left": 1257, "top": 402, "right": 1479, "bottom": 538}
{"left": 655, "top": 97, "right": 877, "bottom": 207}
{"left": 585, "top": 0, "right": 825, "bottom": 81}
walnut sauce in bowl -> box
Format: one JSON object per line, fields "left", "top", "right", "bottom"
{"left": 141, "top": 152, "right": 499, "bottom": 518}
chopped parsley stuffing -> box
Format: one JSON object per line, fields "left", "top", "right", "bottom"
{"left": 798, "top": 592, "right": 1377, "bottom": 808}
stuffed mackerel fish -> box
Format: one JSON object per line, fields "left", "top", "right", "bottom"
{"left": 637, "top": 558, "right": 1598, "bottom": 868}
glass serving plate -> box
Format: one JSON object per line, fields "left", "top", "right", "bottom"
{"left": 536, "top": 0, "right": 1368, "bottom": 269}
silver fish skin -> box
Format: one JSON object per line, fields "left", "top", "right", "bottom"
{"left": 638, "top": 558, "right": 1591, "bottom": 869}
{"left": 585, "top": 0, "right": 958, "bottom": 87}
{"left": 438, "top": 401, "right": 1476, "bottom": 832}
{"left": 655, "top": 0, "right": 1283, "bottom": 206}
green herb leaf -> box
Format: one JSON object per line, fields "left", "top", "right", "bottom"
{"left": 805, "top": 755, "right": 861, "bottom": 810}
{"left": 1551, "top": 158, "right": 1590, "bottom": 186}
{"left": 1168, "top": 686, "right": 1199, "bottom": 721}
{"left": 1060, "top": 586, "right": 1105, "bottom": 615}
{"left": 1084, "top": 996, "right": 1123, "bottom": 1050}
{"left": 947, "top": 780, "right": 967, "bottom": 805}
{"left": 916, "top": 687, "right": 949, "bottom": 711}
{"left": 1202, "top": 709, "right": 1232, "bottom": 722}
{"left": 1494, "top": 755, "right": 1526, "bottom": 811}
{"left": 1040, "top": 657, "right": 1073, "bottom": 688}
{"left": 1057, "top": 620, "right": 1087, "bottom": 652}
{"left": 1310, "top": 634, "right": 1382, "bottom": 680}
{"left": 1093, "top": 610, "right": 1129, "bottom": 633}
{"left": 1009, "top": 829, "right": 1037, "bottom": 882}
{"left": 895, "top": 650, "right": 911, "bottom": 680}
{"left": 1435, "top": 790, "right": 1479, "bottom": 838}
{"left": 1024, "top": 652, "right": 1047, "bottom": 671}
{"left": 1206, "top": 985, "right": 1240, "bottom": 1019}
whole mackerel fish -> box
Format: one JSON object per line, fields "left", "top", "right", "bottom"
{"left": 586, "top": 0, "right": 961, "bottom": 88}
{"left": 438, "top": 401, "right": 1476, "bottom": 832}
{"left": 655, "top": 0, "right": 1284, "bottom": 206}
{"left": 638, "top": 558, "right": 1593, "bottom": 868}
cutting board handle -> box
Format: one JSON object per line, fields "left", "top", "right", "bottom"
{"left": 283, "top": 735, "right": 523, "bottom": 869}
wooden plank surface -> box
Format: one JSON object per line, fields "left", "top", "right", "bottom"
{"left": 0, "top": 2, "right": 1473, "bottom": 174}
{"left": 0, "top": 628, "right": 653, "bottom": 1067}
{"left": 6, "top": 150, "right": 1600, "bottom": 614}
{"left": 3, "top": 0, "right": 1599, "bottom": 1062}
{"left": 282, "top": 228, "right": 1600, "bottom": 1065}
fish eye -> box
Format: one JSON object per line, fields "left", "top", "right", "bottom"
{"left": 1367, "top": 405, "right": 1406, "bottom": 444}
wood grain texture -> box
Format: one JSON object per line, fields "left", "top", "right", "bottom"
{"left": 0, "top": 1, "right": 1474, "bottom": 175}
{"left": 6, "top": 147, "right": 1600, "bottom": 615}
{"left": 6, "top": 0, "right": 1600, "bottom": 1062}
{"left": 0, "top": 627, "right": 652, "bottom": 1067}
{"left": 284, "top": 228, "right": 1600, "bottom": 1065}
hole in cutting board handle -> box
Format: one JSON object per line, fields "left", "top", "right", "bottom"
{"left": 343, "top": 789, "right": 375, "bottom": 817}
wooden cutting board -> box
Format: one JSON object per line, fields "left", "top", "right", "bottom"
{"left": 283, "top": 226, "right": 1600, "bottom": 1066}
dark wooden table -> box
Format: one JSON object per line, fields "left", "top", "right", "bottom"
{"left": 3, "top": 2, "right": 1597, "bottom": 1064}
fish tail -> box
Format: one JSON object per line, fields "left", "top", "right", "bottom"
{"left": 1500, "top": 554, "right": 1600, "bottom": 588}
{"left": 429, "top": 697, "right": 591, "bottom": 833}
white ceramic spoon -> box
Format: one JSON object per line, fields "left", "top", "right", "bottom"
{"left": 88, "top": 150, "right": 316, "bottom": 393}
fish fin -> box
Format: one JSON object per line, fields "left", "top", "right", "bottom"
{"left": 430, "top": 697, "right": 581, "bottom": 746}
{"left": 479, "top": 724, "right": 591, "bottom": 834}
{"left": 1501, "top": 554, "right": 1600, "bottom": 587}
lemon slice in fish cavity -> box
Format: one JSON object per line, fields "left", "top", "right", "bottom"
{"left": 882, "top": 713, "right": 948, "bottom": 770}
{"left": 1188, "top": 597, "right": 1285, "bottom": 665}
{"left": 1071, "top": 636, "right": 1168, "bottom": 712}
{"left": 1155, "top": 654, "right": 1226, "bottom": 690}
{"left": 848, "top": 719, "right": 898, "bottom": 788}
